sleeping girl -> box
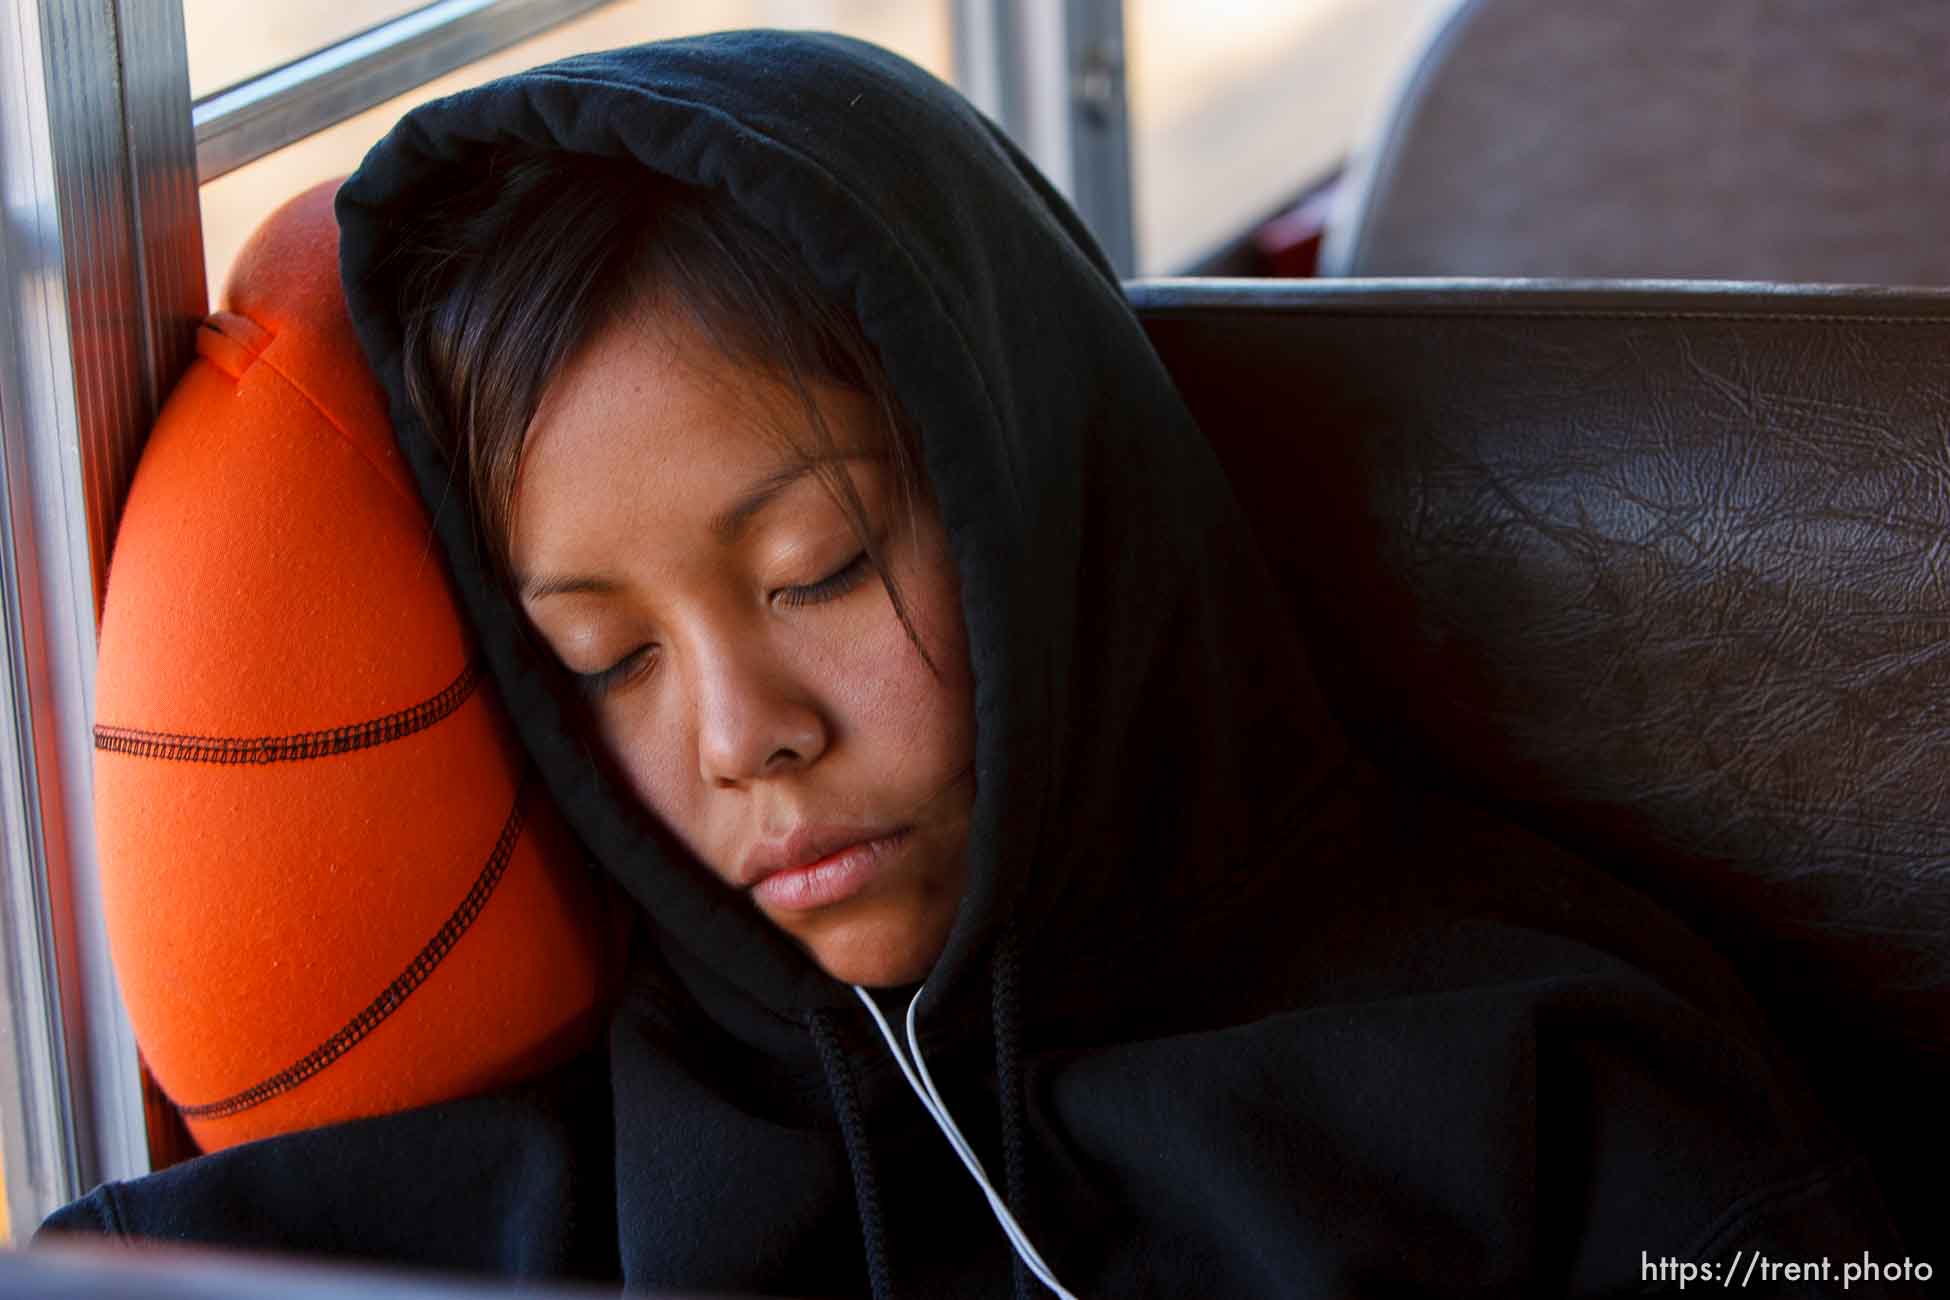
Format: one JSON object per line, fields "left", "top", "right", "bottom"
{"left": 43, "top": 29, "right": 1915, "bottom": 1298}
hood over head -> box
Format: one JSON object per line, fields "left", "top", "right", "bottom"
{"left": 337, "top": 29, "right": 1348, "bottom": 1027}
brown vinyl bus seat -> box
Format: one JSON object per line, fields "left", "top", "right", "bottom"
{"left": 1133, "top": 276, "right": 1950, "bottom": 1259}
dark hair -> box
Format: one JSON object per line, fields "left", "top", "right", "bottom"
{"left": 392, "top": 147, "right": 937, "bottom": 671}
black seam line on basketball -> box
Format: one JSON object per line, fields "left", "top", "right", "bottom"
{"left": 93, "top": 662, "right": 482, "bottom": 765}
{"left": 175, "top": 779, "right": 527, "bottom": 1120}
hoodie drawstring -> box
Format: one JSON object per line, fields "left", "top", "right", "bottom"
{"left": 991, "top": 929, "right": 1037, "bottom": 1300}
{"left": 811, "top": 1008, "right": 895, "bottom": 1300}
{"left": 852, "top": 979, "right": 1079, "bottom": 1299}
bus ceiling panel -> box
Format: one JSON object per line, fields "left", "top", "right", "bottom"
{"left": 192, "top": 0, "right": 621, "bottom": 183}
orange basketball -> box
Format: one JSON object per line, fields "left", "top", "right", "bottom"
{"left": 93, "top": 180, "right": 621, "bottom": 1152}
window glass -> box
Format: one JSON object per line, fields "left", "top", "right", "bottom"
{"left": 184, "top": 0, "right": 431, "bottom": 99}
{"left": 196, "top": 0, "right": 954, "bottom": 298}
{"left": 1126, "top": 0, "right": 1445, "bottom": 273}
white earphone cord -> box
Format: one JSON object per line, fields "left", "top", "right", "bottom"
{"left": 852, "top": 984, "right": 1082, "bottom": 1300}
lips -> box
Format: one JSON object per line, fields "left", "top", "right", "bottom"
{"left": 741, "top": 825, "right": 910, "bottom": 912}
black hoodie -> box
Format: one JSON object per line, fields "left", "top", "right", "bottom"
{"left": 43, "top": 29, "right": 1918, "bottom": 1298}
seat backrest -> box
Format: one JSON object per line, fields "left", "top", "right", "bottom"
{"left": 1320, "top": 0, "right": 1950, "bottom": 283}
{"left": 1133, "top": 277, "right": 1950, "bottom": 1251}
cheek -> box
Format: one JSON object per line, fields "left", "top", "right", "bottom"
{"left": 594, "top": 703, "right": 695, "bottom": 843}
{"left": 844, "top": 607, "right": 966, "bottom": 754}
{"left": 858, "top": 550, "right": 975, "bottom": 773}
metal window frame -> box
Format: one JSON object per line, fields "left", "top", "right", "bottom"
{"left": 1, "top": 0, "right": 205, "bottom": 1229}
{"left": 955, "top": 0, "right": 1135, "bottom": 276}
{"left": 192, "top": 0, "right": 622, "bottom": 182}
{"left": 193, "top": 0, "right": 1135, "bottom": 254}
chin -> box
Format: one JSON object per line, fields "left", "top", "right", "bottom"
{"left": 799, "top": 906, "right": 954, "bottom": 989}
{"left": 813, "top": 939, "right": 943, "bottom": 989}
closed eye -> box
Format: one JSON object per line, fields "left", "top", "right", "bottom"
{"left": 576, "top": 645, "right": 654, "bottom": 699}
{"left": 775, "top": 550, "right": 873, "bottom": 608}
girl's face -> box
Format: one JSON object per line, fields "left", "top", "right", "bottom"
{"left": 510, "top": 304, "right": 976, "bottom": 988}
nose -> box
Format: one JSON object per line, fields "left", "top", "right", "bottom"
{"left": 690, "top": 637, "right": 829, "bottom": 787}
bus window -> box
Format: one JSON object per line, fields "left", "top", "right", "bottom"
{"left": 1126, "top": 0, "right": 1441, "bottom": 274}
{"left": 185, "top": 0, "right": 431, "bottom": 99}
{"left": 190, "top": 2, "right": 958, "bottom": 297}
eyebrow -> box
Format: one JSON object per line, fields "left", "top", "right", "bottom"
{"left": 518, "top": 453, "right": 874, "bottom": 603}
{"left": 708, "top": 459, "right": 823, "bottom": 545}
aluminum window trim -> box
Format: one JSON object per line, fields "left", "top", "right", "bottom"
{"left": 191, "top": 0, "right": 620, "bottom": 182}
{"left": 953, "top": 0, "right": 1135, "bottom": 276}
{"left": 1, "top": 0, "right": 207, "bottom": 1230}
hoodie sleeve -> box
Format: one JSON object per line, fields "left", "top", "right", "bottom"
{"left": 1551, "top": 1015, "right": 1917, "bottom": 1295}
{"left": 36, "top": 1190, "right": 117, "bottom": 1238}
{"left": 1647, "top": 1154, "right": 1917, "bottom": 1295}
{"left": 32, "top": 1046, "right": 619, "bottom": 1281}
